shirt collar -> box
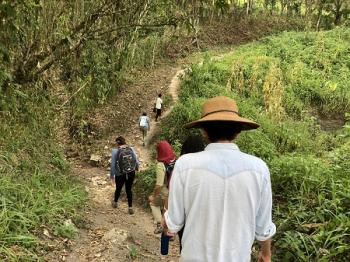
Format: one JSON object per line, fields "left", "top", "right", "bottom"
{"left": 205, "top": 143, "right": 240, "bottom": 151}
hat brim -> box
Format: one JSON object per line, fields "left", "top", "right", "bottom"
{"left": 183, "top": 111, "right": 259, "bottom": 130}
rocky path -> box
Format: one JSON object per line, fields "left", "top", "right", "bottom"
{"left": 58, "top": 68, "right": 185, "bottom": 262}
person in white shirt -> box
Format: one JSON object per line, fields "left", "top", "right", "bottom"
{"left": 155, "top": 93, "right": 163, "bottom": 122}
{"left": 139, "top": 112, "right": 150, "bottom": 146}
{"left": 163, "top": 96, "right": 276, "bottom": 262}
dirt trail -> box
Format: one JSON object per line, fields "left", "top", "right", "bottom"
{"left": 51, "top": 51, "right": 231, "bottom": 262}
{"left": 137, "top": 69, "right": 184, "bottom": 162}
{"left": 57, "top": 68, "right": 185, "bottom": 262}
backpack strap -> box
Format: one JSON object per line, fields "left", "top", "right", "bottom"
{"left": 115, "top": 148, "right": 121, "bottom": 174}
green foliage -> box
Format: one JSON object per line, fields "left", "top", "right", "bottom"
{"left": 134, "top": 163, "right": 157, "bottom": 205}
{"left": 0, "top": 83, "right": 86, "bottom": 260}
{"left": 54, "top": 222, "right": 79, "bottom": 239}
{"left": 129, "top": 245, "right": 138, "bottom": 259}
{"left": 161, "top": 28, "right": 350, "bottom": 260}
{"left": 0, "top": 167, "right": 86, "bottom": 260}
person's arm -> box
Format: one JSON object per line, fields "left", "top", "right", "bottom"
{"left": 131, "top": 147, "right": 140, "bottom": 171}
{"left": 163, "top": 163, "right": 185, "bottom": 234}
{"left": 258, "top": 238, "right": 272, "bottom": 262}
{"left": 255, "top": 166, "right": 276, "bottom": 261}
{"left": 146, "top": 117, "right": 150, "bottom": 130}
{"left": 110, "top": 149, "right": 119, "bottom": 181}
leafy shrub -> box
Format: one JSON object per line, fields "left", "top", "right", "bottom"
{"left": 134, "top": 163, "right": 157, "bottom": 205}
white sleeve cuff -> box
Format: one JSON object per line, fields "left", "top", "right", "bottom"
{"left": 164, "top": 211, "right": 183, "bottom": 233}
{"left": 255, "top": 222, "right": 276, "bottom": 241}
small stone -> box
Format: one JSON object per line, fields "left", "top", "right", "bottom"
{"left": 90, "top": 154, "right": 102, "bottom": 166}
{"left": 43, "top": 229, "right": 51, "bottom": 238}
{"left": 97, "top": 180, "right": 107, "bottom": 186}
{"left": 102, "top": 228, "right": 128, "bottom": 244}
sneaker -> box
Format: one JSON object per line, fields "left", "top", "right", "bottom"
{"left": 111, "top": 201, "right": 118, "bottom": 208}
{"left": 154, "top": 223, "right": 163, "bottom": 234}
{"left": 128, "top": 207, "right": 134, "bottom": 215}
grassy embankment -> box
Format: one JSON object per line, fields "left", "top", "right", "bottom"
{"left": 139, "top": 28, "right": 350, "bottom": 261}
{"left": 0, "top": 92, "right": 87, "bottom": 260}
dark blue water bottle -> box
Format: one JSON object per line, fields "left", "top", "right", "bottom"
{"left": 161, "top": 232, "right": 171, "bottom": 255}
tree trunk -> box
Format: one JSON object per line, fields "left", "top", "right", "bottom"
{"left": 334, "top": 0, "right": 343, "bottom": 25}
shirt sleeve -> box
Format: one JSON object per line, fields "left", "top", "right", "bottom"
{"left": 155, "top": 162, "right": 165, "bottom": 186}
{"left": 146, "top": 117, "right": 150, "bottom": 129}
{"left": 131, "top": 147, "right": 140, "bottom": 171}
{"left": 164, "top": 163, "right": 185, "bottom": 233}
{"left": 255, "top": 167, "right": 276, "bottom": 241}
{"left": 110, "top": 149, "right": 119, "bottom": 179}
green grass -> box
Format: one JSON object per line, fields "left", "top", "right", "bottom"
{"left": 0, "top": 90, "right": 87, "bottom": 260}
{"left": 159, "top": 27, "right": 350, "bottom": 260}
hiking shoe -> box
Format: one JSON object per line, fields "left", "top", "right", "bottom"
{"left": 154, "top": 223, "right": 163, "bottom": 234}
{"left": 111, "top": 201, "right": 118, "bottom": 208}
{"left": 128, "top": 207, "right": 134, "bottom": 215}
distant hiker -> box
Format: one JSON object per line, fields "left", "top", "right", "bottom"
{"left": 163, "top": 96, "right": 276, "bottom": 261}
{"left": 110, "top": 136, "right": 139, "bottom": 215}
{"left": 149, "top": 140, "right": 176, "bottom": 234}
{"left": 139, "top": 112, "right": 150, "bottom": 146}
{"left": 177, "top": 135, "right": 205, "bottom": 253}
{"left": 154, "top": 93, "right": 163, "bottom": 122}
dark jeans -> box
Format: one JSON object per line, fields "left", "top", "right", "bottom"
{"left": 114, "top": 171, "right": 135, "bottom": 207}
{"left": 155, "top": 108, "right": 161, "bottom": 121}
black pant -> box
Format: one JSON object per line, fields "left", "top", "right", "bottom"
{"left": 155, "top": 108, "right": 161, "bottom": 121}
{"left": 114, "top": 172, "right": 135, "bottom": 207}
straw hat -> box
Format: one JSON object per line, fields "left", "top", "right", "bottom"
{"left": 184, "top": 96, "right": 259, "bottom": 130}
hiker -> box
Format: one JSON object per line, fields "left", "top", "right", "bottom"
{"left": 139, "top": 112, "right": 150, "bottom": 146}
{"left": 154, "top": 93, "right": 163, "bottom": 122}
{"left": 163, "top": 96, "right": 276, "bottom": 261}
{"left": 149, "top": 140, "right": 176, "bottom": 234}
{"left": 178, "top": 135, "right": 205, "bottom": 253}
{"left": 110, "top": 136, "right": 139, "bottom": 215}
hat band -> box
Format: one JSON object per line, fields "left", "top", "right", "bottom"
{"left": 202, "top": 109, "right": 239, "bottom": 118}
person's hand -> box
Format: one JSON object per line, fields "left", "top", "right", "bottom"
{"left": 258, "top": 251, "right": 271, "bottom": 262}
{"left": 110, "top": 178, "right": 115, "bottom": 186}
{"left": 161, "top": 217, "right": 175, "bottom": 237}
{"left": 148, "top": 194, "right": 155, "bottom": 203}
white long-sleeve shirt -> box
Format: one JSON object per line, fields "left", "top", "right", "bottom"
{"left": 164, "top": 143, "right": 276, "bottom": 262}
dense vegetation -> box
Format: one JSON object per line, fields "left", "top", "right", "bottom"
{"left": 1, "top": 0, "right": 350, "bottom": 260}
{"left": 158, "top": 28, "right": 350, "bottom": 260}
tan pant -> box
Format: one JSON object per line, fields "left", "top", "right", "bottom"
{"left": 149, "top": 187, "right": 168, "bottom": 224}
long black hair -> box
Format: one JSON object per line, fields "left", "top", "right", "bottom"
{"left": 180, "top": 135, "right": 205, "bottom": 156}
